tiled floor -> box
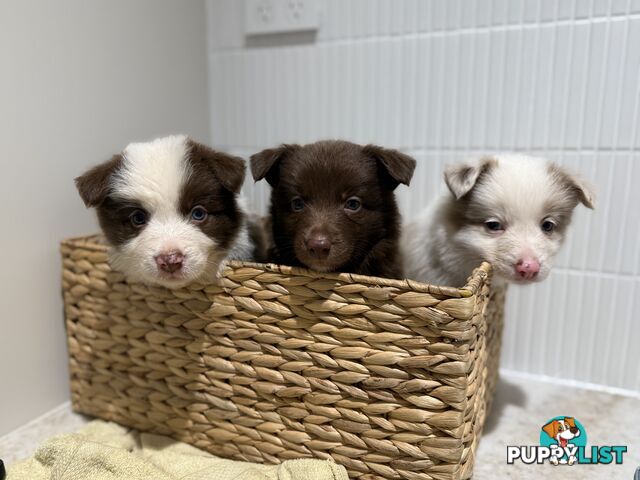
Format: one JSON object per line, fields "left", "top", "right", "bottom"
{"left": 1, "top": 372, "right": 638, "bottom": 479}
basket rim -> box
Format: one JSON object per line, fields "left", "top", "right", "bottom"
{"left": 61, "top": 233, "right": 491, "bottom": 298}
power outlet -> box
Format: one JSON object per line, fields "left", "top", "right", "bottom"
{"left": 245, "top": 0, "right": 319, "bottom": 35}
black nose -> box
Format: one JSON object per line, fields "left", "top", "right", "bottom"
{"left": 155, "top": 250, "right": 184, "bottom": 273}
{"left": 306, "top": 234, "right": 331, "bottom": 259}
{"left": 570, "top": 427, "right": 579, "bottom": 434}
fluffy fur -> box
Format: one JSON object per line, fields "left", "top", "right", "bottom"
{"left": 402, "top": 154, "right": 595, "bottom": 287}
{"left": 75, "top": 135, "right": 264, "bottom": 288}
{"left": 251, "top": 140, "right": 416, "bottom": 278}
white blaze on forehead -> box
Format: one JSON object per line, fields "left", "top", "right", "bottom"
{"left": 113, "top": 134, "right": 191, "bottom": 216}
{"left": 475, "top": 154, "right": 553, "bottom": 219}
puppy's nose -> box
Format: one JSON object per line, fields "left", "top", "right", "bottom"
{"left": 155, "top": 250, "right": 184, "bottom": 273}
{"left": 570, "top": 427, "right": 579, "bottom": 434}
{"left": 515, "top": 257, "right": 540, "bottom": 280}
{"left": 306, "top": 234, "right": 331, "bottom": 259}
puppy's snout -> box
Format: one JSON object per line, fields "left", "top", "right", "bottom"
{"left": 515, "top": 257, "right": 540, "bottom": 280}
{"left": 155, "top": 250, "right": 184, "bottom": 274}
{"left": 306, "top": 234, "right": 332, "bottom": 259}
{"left": 570, "top": 427, "right": 579, "bottom": 435}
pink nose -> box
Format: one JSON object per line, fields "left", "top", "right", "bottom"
{"left": 155, "top": 250, "right": 184, "bottom": 274}
{"left": 515, "top": 257, "right": 540, "bottom": 280}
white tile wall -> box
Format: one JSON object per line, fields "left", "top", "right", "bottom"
{"left": 206, "top": 0, "right": 640, "bottom": 393}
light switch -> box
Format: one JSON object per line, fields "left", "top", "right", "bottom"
{"left": 245, "top": 0, "right": 320, "bottom": 35}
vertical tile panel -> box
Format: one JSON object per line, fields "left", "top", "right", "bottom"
{"left": 611, "top": 0, "right": 628, "bottom": 14}
{"left": 461, "top": 0, "right": 475, "bottom": 28}
{"left": 592, "top": 0, "right": 611, "bottom": 17}
{"left": 617, "top": 19, "right": 640, "bottom": 148}
{"left": 574, "top": 275, "right": 608, "bottom": 383}
{"left": 411, "top": 37, "right": 434, "bottom": 148}
{"left": 400, "top": 37, "right": 418, "bottom": 148}
{"left": 454, "top": 32, "right": 474, "bottom": 149}
{"left": 469, "top": 31, "right": 490, "bottom": 149}
{"left": 500, "top": 27, "right": 523, "bottom": 149}
{"left": 491, "top": 0, "right": 509, "bottom": 25}
{"left": 440, "top": 34, "right": 460, "bottom": 148}
{"left": 523, "top": 0, "right": 540, "bottom": 22}
{"left": 599, "top": 277, "right": 633, "bottom": 388}
{"left": 426, "top": 35, "right": 445, "bottom": 148}
{"left": 623, "top": 281, "right": 640, "bottom": 391}
{"left": 416, "top": 0, "right": 431, "bottom": 33}
{"left": 403, "top": 0, "right": 419, "bottom": 34}
{"left": 540, "top": 0, "right": 557, "bottom": 21}
{"left": 431, "top": 0, "right": 447, "bottom": 31}
{"left": 484, "top": 29, "right": 507, "bottom": 148}
{"left": 580, "top": 21, "right": 608, "bottom": 149}
{"left": 389, "top": 38, "right": 404, "bottom": 146}
{"left": 601, "top": 155, "right": 631, "bottom": 272}
{"left": 564, "top": 23, "right": 591, "bottom": 149}
{"left": 621, "top": 156, "right": 640, "bottom": 275}
{"left": 515, "top": 27, "right": 538, "bottom": 149}
{"left": 507, "top": 0, "right": 525, "bottom": 23}
{"left": 557, "top": 0, "right": 575, "bottom": 19}
{"left": 574, "top": 0, "right": 593, "bottom": 19}
{"left": 446, "top": 0, "right": 462, "bottom": 30}
{"left": 531, "top": 24, "right": 555, "bottom": 148}
{"left": 547, "top": 24, "right": 573, "bottom": 149}
{"left": 598, "top": 17, "right": 627, "bottom": 149}
{"left": 543, "top": 272, "right": 569, "bottom": 374}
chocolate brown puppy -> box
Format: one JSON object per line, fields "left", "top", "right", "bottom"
{"left": 250, "top": 140, "right": 416, "bottom": 278}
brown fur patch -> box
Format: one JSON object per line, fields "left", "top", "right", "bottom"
{"left": 96, "top": 197, "right": 147, "bottom": 246}
{"left": 180, "top": 140, "right": 245, "bottom": 250}
{"left": 75, "top": 154, "right": 123, "bottom": 207}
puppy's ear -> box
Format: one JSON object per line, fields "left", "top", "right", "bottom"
{"left": 542, "top": 420, "right": 559, "bottom": 439}
{"left": 362, "top": 145, "right": 416, "bottom": 189}
{"left": 250, "top": 144, "right": 300, "bottom": 187}
{"left": 187, "top": 140, "right": 246, "bottom": 193}
{"left": 444, "top": 156, "right": 496, "bottom": 200}
{"left": 565, "top": 417, "right": 576, "bottom": 428}
{"left": 75, "top": 154, "right": 123, "bottom": 208}
{"left": 550, "top": 163, "right": 596, "bottom": 209}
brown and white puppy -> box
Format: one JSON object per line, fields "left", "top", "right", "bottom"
{"left": 402, "top": 154, "right": 595, "bottom": 286}
{"left": 250, "top": 140, "right": 416, "bottom": 278}
{"left": 76, "top": 135, "right": 264, "bottom": 288}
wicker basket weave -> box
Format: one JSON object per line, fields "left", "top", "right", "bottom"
{"left": 61, "top": 235, "right": 505, "bottom": 480}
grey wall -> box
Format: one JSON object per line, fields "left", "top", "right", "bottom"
{"left": 0, "top": 0, "right": 209, "bottom": 436}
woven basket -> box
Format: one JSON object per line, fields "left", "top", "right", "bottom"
{"left": 61, "top": 235, "right": 505, "bottom": 480}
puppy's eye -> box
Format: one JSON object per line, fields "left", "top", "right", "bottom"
{"left": 291, "top": 197, "right": 305, "bottom": 212}
{"left": 190, "top": 206, "right": 208, "bottom": 222}
{"left": 344, "top": 197, "right": 362, "bottom": 212}
{"left": 541, "top": 219, "right": 556, "bottom": 233}
{"left": 485, "top": 220, "right": 504, "bottom": 232}
{"left": 130, "top": 210, "right": 147, "bottom": 227}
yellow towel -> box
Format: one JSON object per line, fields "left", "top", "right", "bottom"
{"left": 7, "top": 420, "right": 349, "bottom": 480}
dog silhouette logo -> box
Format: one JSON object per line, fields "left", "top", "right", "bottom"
{"left": 540, "top": 416, "right": 587, "bottom": 466}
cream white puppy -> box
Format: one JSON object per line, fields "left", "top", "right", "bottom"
{"left": 402, "top": 154, "right": 594, "bottom": 287}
